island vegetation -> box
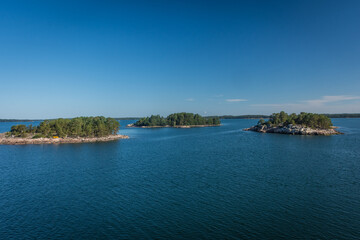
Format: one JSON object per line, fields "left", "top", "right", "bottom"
{"left": 245, "top": 111, "right": 341, "bottom": 135}
{"left": 131, "top": 112, "right": 221, "bottom": 127}
{"left": 7, "top": 116, "right": 120, "bottom": 138}
{"left": 258, "top": 111, "right": 333, "bottom": 129}
{"left": 0, "top": 116, "right": 129, "bottom": 145}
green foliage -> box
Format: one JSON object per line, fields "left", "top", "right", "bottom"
{"left": 134, "top": 113, "right": 221, "bottom": 127}
{"left": 259, "top": 111, "right": 333, "bottom": 129}
{"left": 10, "top": 124, "right": 28, "bottom": 137}
{"left": 8, "top": 116, "right": 120, "bottom": 138}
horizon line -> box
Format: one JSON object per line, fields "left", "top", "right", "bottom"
{"left": 1, "top": 113, "right": 360, "bottom": 121}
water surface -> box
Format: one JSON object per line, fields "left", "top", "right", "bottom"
{"left": 1, "top": 119, "right": 359, "bottom": 239}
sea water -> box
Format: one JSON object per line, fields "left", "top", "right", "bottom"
{"left": 0, "top": 119, "right": 359, "bottom": 239}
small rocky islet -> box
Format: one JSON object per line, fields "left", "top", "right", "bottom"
{"left": 244, "top": 111, "right": 342, "bottom": 135}
{"left": 244, "top": 124, "right": 341, "bottom": 135}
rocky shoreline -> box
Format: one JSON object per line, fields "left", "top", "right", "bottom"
{"left": 126, "top": 123, "right": 220, "bottom": 128}
{"left": 0, "top": 133, "right": 129, "bottom": 145}
{"left": 244, "top": 124, "right": 342, "bottom": 135}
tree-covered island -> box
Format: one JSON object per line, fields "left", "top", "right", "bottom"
{"left": 0, "top": 116, "right": 129, "bottom": 145}
{"left": 244, "top": 111, "right": 342, "bottom": 135}
{"left": 129, "top": 112, "right": 221, "bottom": 128}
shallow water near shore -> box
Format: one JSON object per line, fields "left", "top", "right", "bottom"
{"left": 1, "top": 119, "right": 360, "bottom": 239}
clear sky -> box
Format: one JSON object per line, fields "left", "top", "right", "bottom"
{"left": 1, "top": 0, "right": 360, "bottom": 118}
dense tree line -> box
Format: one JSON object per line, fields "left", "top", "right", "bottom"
{"left": 8, "top": 117, "right": 120, "bottom": 138}
{"left": 324, "top": 113, "right": 360, "bottom": 118}
{"left": 2, "top": 113, "right": 359, "bottom": 123}
{"left": 257, "top": 111, "right": 333, "bottom": 129}
{"left": 0, "top": 119, "right": 41, "bottom": 122}
{"left": 134, "top": 113, "right": 221, "bottom": 127}
{"left": 213, "top": 115, "right": 270, "bottom": 119}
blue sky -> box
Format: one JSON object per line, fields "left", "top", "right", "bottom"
{"left": 1, "top": 0, "right": 360, "bottom": 118}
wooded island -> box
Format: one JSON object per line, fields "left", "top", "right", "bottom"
{"left": 129, "top": 112, "right": 221, "bottom": 128}
{"left": 245, "top": 111, "right": 342, "bottom": 135}
{"left": 0, "top": 116, "right": 128, "bottom": 145}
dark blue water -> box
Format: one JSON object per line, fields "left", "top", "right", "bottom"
{"left": 1, "top": 119, "right": 360, "bottom": 239}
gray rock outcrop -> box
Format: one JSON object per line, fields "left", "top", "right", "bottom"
{"left": 244, "top": 124, "right": 342, "bottom": 135}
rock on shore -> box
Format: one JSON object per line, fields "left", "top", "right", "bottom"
{"left": 244, "top": 124, "right": 342, "bottom": 135}
{"left": 0, "top": 133, "right": 129, "bottom": 145}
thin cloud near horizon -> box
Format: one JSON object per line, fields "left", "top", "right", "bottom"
{"left": 302, "top": 95, "right": 360, "bottom": 105}
{"left": 253, "top": 95, "right": 360, "bottom": 107}
{"left": 226, "top": 99, "right": 248, "bottom": 102}
{"left": 251, "top": 95, "right": 360, "bottom": 113}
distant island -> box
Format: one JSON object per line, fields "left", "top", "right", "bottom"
{"left": 1, "top": 113, "right": 359, "bottom": 123}
{"left": 128, "top": 112, "right": 221, "bottom": 128}
{"left": 244, "top": 112, "right": 342, "bottom": 135}
{"left": 0, "top": 119, "right": 42, "bottom": 122}
{"left": 213, "top": 113, "right": 360, "bottom": 119}
{"left": 0, "top": 116, "right": 129, "bottom": 145}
